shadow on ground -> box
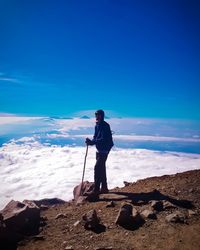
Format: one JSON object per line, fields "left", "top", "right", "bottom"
{"left": 98, "top": 189, "right": 194, "bottom": 209}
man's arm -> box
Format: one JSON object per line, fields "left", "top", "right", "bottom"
{"left": 85, "top": 126, "right": 97, "bottom": 145}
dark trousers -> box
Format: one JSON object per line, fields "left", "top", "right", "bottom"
{"left": 94, "top": 152, "right": 108, "bottom": 191}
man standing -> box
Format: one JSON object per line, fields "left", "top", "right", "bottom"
{"left": 85, "top": 110, "right": 114, "bottom": 195}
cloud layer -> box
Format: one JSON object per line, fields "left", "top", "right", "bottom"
{"left": 0, "top": 137, "right": 200, "bottom": 209}
{"left": 0, "top": 115, "right": 200, "bottom": 209}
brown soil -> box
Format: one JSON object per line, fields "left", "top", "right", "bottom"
{"left": 18, "top": 170, "right": 200, "bottom": 250}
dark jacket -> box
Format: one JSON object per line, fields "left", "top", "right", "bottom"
{"left": 91, "top": 120, "right": 114, "bottom": 153}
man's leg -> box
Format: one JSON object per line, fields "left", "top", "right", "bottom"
{"left": 100, "top": 153, "right": 108, "bottom": 191}
{"left": 94, "top": 152, "right": 101, "bottom": 192}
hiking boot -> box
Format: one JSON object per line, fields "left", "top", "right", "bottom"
{"left": 84, "top": 189, "right": 99, "bottom": 202}
{"left": 100, "top": 188, "right": 109, "bottom": 194}
{"left": 84, "top": 189, "right": 100, "bottom": 196}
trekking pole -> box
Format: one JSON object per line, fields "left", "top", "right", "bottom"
{"left": 81, "top": 144, "right": 89, "bottom": 195}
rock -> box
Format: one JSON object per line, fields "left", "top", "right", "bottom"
{"left": 132, "top": 208, "right": 144, "bottom": 225}
{"left": 95, "top": 247, "right": 112, "bottom": 250}
{"left": 73, "top": 220, "right": 81, "bottom": 227}
{"left": 32, "top": 235, "right": 45, "bottom": 241}
{"left": 150, "top": 200, "right": 163, "bottom": 211}
{"left": 75, "top": 196, "right": 88, "bottom": 205}
{"left": 65, "top": 246, "right": 73, "bottom": 250}
{"left": 189, "top": 188, "right": 194, "bottom": 193}
{"left": 40, "top": 204, "right": 49, "bottom": 211}
{"left": 165, "top": 212, "right": 187, "bottom": 223}
{"left": 1, "top": 200, "right": 40, "bottom": 235}
{"left": 132, "top": 200, "right": 148, "bottom": 206}
{"left": 101, "top": 193, "right": 127, "bottom": 201}
{"left": 106, "top": 201, "right": 115, "bottom": 208}
{"left": 62, "top": 240, "right": 67, "bottom": 245}
{"left": 188, "top": 209, "right": 197, "bottom": 217}
{"left": 163, "top": 200, "right": 176, "bottom": 209}
{"left": 141, "top": 209, "right": 157, "bottom": 219}
{"left": 115, "top": 203, "right": 144, "bottom": 228}
{"left": 73, "top": 181, "right": 95, "bottom": 200}
{"left": 82, "top": 209, "right": 100, "bottom": 229}
{"left": 22, "top": 200, "right": 37, "bottom": 207}
{"left": 62, "top": 241, "right": 68, "bottom": 248}
{"left": 73, "top": 181, "right": 96, "bottom": 204}
{"left": 123, "top": 181, "right": 131, "bottom": 187}
{"left": 0, "top": 200, "right": 40, "bottom": 246}
{"left": 0, "top": 217, "right": 21, "bottom": 244}
{"left": 55, "top": 213, "right": 67, "bottom": 219}
{"left": 62, "top": 242, "right": 73, "bottom": 249}
{"left": 115, "top": 203, "right": 133, "bottom": 225}
{"left": 23, "top": 198, "right": 65, "bottom": 207}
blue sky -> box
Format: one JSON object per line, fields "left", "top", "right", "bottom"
{"left": 0, "top": 0, "right": 199, "bottom": 119}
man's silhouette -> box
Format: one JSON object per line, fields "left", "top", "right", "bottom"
{"left": 85, "top": 110, "right": 114, "bottom": 195}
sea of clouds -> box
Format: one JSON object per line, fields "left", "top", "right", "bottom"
{"left": 0, "top": 115, "right": 200, "bottom": 209}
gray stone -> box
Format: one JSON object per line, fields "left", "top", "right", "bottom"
{"left": 115, "top": 203, "right": 133, "bottom": 225}
{"left": 1, "top": 200, "right": 40, "bottom": 235}
{"left": 73, "top": 181, "right": 95, "bottom": 201}
{"left": 82, "top": 209, "right": 100, "bottom": 229}
{"left": 95, "top": 247, "right": 112, "bottom": 250}
{"left": 75, "top": 196, "right": 87, "bottom": 206}
{"left": 141, "top": 209, "right": 157, "bottom": 219}
{"left": 150, "top": 200, "right": 163, "bottom": 211}
{"left": 32, "top": 235, "right": 45, "bottom": 241}
{"left": 163, "top": 200, "right": 176, "bottom": 209}
{"left": 123, "top": 181, "right": 131, "bottom": 187}
{"left": 0, "top": 200, "right": 40, "bottom": 244}
{"left": 115, "top": 203, "right": 144, "bottom": 227}
{"left": 73, "top": 220, "right": 81, "bottom": 227}
{"left": 132, "top": 208, "right": 144, "bottom": 225}
{"left": 106, "top": 201, "right": 115, "bottom": 208}
{"left": 73, "top": 181, "right": 100, "bottom": 204}
{"left": 188, "top": 210, "right": 197, "bottom": 217}
{"left": 132, "top": 200, "right": 148, "bottom": 206}
{"left": 40, "top": 204, "right": 49, "bottom": 211}
{"left": 23, "top": 198, "right": 65, "bottom": 207}
{"left": 165, "top": 212, "right": 186, "bottom": 223}
{"left": 55, "top": 213, "right": 67, "bottom": 219}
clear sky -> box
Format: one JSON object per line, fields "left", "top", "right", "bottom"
{"left": 0, "top": 0, "right": 199, "bottom": 119}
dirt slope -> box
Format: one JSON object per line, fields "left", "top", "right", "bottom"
{"left": 18, "top": 169, "right": 200, "bottom": 250}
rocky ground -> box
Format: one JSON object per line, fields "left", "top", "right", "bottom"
{"left": 2, "top": 169, "right": 200, "bottom": 250}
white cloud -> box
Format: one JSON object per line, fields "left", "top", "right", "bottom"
{"left": 41, "top": 117, "right": 200, "bottom": 141}
{"left": 0, "top": 115, "right": 200, "bottom": 139}
{"left": 113, "top": 134, "right": 200, "bottom": 142}
{"left": 56, "top": 118, "right": 94, "bottom": 132}
{"left": 0, "top": 138, "right": 200, "bottom": 209}
{"left": 46, "top": 133, "right": 70, "bottom": 139}
{"left": 0, "top": 116, "right": 43, "bottom": 125}
{"left": 66, "top": 134, "right": 200, "bottom": 143}
{"left": 12, "top": 136, "right": 36, "bottom": 143}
